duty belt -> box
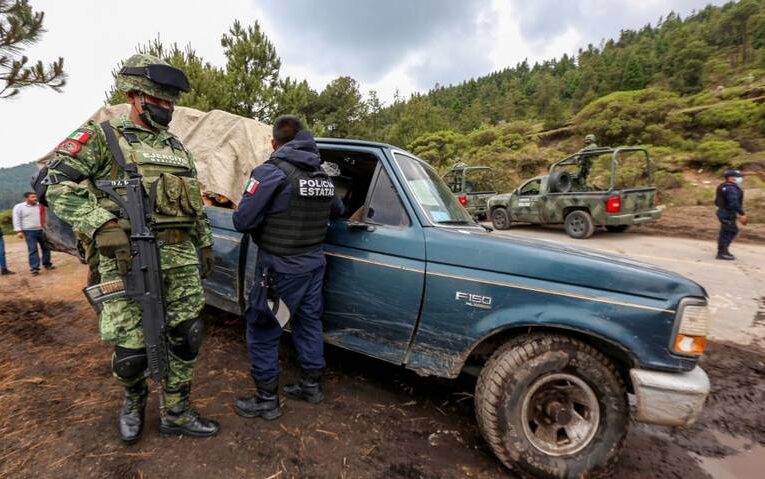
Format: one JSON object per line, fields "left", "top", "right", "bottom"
{"left": 155, "top": 229, "right": 191, "bottom": 244}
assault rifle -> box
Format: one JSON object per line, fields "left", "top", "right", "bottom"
{"left": 82, "top": 122, "right": 168, "bottom": 383}
{"left": 84, "top": 178, "right": 168, "bottom": 383}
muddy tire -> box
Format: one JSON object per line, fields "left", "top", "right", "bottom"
{"left": 491, "top": 207, "right": 511, "bottom": 230}
{"left": 605, "top": 225, "right": 629, "bottom": 233}
{"left": 475, "top": 335, "right": 629, "bottom": 479}
{"left": 564, "top": 210, "right": 595, "bottom": 239}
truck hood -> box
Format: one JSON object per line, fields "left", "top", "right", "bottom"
{"left": 424, "top": 227, "right": 705, "bottom": 301}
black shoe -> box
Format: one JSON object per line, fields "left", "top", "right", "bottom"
{"left": 159, "top": 386, "right": 220, "bottom": 438}
{"left": 716, "top": 252, "right": 735, "bottom": 260}
{"left": 0, "top": 269, "right": 15, "bottom": 275}
{"left": 284, "top": 370, "right": 324, "bottom": 404}
{"left": 31, "top": 270, "right": 39, "bottom": 276}
{"left": 235, "top": 378, "right": 282, "bottom": 420}
{"left": 44, "top": 265, "right": 56, "bottom": 270}
{"left": 118, "top": 382, "right": 148, "bottom": 444}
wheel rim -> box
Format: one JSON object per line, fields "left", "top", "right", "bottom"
{"left": 568, "top": 215, "right": 584, "bottom": 234}
{"left": 521, "top": 373, "right": 600, "bottom": 457}
{"left": 494, "top": 211, "right": 507, "bottom": 228}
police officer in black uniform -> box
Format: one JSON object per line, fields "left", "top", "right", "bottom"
{"left": 715, "top": 170, "right": 747, "bottom": 260}
{"left": 232, "top": 116, "right": 344, "bottom": 419}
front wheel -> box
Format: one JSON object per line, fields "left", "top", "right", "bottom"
{"left": 491, "top": 207, "right": 511, "bottom": 230}
{"left": 564, "top": 210, "right": 595, "bottom": 239}
{"left": 475, "top": 335, "right": 629, "bottom": 478}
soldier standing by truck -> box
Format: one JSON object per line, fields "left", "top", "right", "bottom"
{"left": 36, "top": 54, "right": 219, "bottom": 443}
{"left": 715, "top": 170, "right": 747, "bottom": 260}
{"left": 232, "top": 116, "right": 344, "bottom": 420}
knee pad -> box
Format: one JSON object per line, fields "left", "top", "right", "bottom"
{"left": 169, "top": 318, "right": 205, "bottom": 361}
{"left": 112, "top": 346, "right": 147, "bottom": 380}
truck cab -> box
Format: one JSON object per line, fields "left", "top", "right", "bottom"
{"left": 206, "top": 139, "right": 710, "bottom": 478}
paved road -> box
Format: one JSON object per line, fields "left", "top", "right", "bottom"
{"left": 489, "top": 225, "right": 765, "bottom": 345}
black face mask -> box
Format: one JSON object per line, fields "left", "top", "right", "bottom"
{"left": 140, "top": 101, "right": 173, "bottom": 129}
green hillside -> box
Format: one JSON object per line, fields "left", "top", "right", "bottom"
{"left": 0, "top": 162, "right": 36, "bottom": 210}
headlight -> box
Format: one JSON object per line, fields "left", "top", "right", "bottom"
{"left": 672, "top": 298, "right": 709, "bottom": 356}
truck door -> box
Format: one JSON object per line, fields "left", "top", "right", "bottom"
{"left": 511, "top": 177, "right": 544, "bottom": 223}
{"left": 322, "top": 146, "right": 426, "bottom": 364}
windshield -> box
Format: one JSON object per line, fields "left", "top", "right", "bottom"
{"left": 394, "top": 153, "right": 475, "bottom": 225}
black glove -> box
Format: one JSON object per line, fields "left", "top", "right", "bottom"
{"left": 200, "top": 246, "right": 214, "bottom": 278}
{"left": 94, "top": 221, "right": 131, "bottom": 275}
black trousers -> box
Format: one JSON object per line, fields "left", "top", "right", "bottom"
{"left": 717, "top": 212, "right": 739, "bottom": 251}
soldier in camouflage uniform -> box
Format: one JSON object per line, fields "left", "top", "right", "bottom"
{"left": 581, "top": 134, "right": 598, "bottom": 151}
{"left": 42, "top": 54, "right": 219, "bottom": 443}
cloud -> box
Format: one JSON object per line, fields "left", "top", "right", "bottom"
{"left": 256, "top": 0, "right": 485, "bottom": 83}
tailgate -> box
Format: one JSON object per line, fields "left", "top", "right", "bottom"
{"left": 621, "top": 188, "right": 657, "bottom": 213}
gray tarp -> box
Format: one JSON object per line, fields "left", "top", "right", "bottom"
{"left": 37, "top": 104, "right": 273, "bottom": 205}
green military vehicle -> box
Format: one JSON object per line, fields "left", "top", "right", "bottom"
{"left": 443, "top": 162, "right": 497, "bottom": 219}
{"left": 487, "top": 147, "right": 662, "bottom": 239}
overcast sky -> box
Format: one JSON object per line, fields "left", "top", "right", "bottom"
{"left": 0, "top": 0, "right": 724, "bottom": 169}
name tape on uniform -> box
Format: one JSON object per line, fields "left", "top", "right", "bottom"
{"left": 298, "top": 178, "right": 335, "bottom": 197}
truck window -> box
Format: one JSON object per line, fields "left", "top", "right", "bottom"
{"left": 366, "top": 168, "right": 410, "bottom": 227}
{"left": 519, "top": 179, "right": 541, "bottom": 196}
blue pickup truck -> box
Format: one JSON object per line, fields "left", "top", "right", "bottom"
{"left": 204, "top": 138, "right": 711, "bottom": 478}
{"left": 42, "top": 137, "right": 711, "bottom": 478}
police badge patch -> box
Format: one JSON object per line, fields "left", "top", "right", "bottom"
{"left": 56, "top": 139, "right": 82, "bottom": 157}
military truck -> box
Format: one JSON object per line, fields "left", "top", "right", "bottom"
{"left": 488, "top": 147, "right": 662, "bottom": 238}
{"left": 442, "top": 162, "right": 496, "bottom": 219}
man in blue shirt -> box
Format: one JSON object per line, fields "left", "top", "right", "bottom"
{"left": 232, "top": 116, "right": 344, "bottom": 420}
{"left": 715, "top": 170, "right": 747, "bottom": 260}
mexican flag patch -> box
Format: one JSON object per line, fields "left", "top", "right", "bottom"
{"left": 68, "top": 130, "right": 92, "bottom": 144}
{"left": 244, "top": 178, "right": 260, "bottom": 195}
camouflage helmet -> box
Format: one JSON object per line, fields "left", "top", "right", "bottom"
{"left": 115, "top": 54, "right": 188, "bottom": 103}
{"left": 584, "top": 134, "right": 596, "bottom": 143}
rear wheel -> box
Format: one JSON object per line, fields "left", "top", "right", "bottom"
{"left": 491, "top": 207, "right": 511, "bottom": 230}
{"left": 564, "top": 210, "right": 595, "bottom": 239}
{"left": 605, "top": 225, "right": 629, "bottom": 233}
{"left": 475, "top": 335, "right": 629, "bottom": 478}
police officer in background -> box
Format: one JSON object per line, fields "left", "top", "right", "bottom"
{"left": 233, "top": 116, "right": 344, "bottom": 420}
{"left": 715, "top": 170, "right": 747, "bottom": 260}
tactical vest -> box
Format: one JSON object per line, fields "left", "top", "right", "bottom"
{"left": 94, "top": 120, "right": 204, "bottom": 230}
{"left": 255, "top": 158, "right": 335, "bottom": 256}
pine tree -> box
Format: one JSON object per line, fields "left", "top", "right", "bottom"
{"left": 0, "top": 0, "right": 65, "bottom": 99}
{"left": 221, "top": 20, "right": 281, "bottom": 121}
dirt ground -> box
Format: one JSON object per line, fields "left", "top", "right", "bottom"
{"left": 639, "top": 205, "right": 765, "bottom": 244}
{"left": 1, "top": 241, "right": 764, "bottom": 479}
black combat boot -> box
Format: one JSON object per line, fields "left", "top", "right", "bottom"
{"left": 1, "top": 268, "right": 15, "bottom": 275}
{"left": 716, "top": 248, "right": 735, "bottom": 260}
{"left": 118, "top": 381, "right": 148, "bottom": 444}
{"left": 159, "top": 385, "right": 220, "bottom": 437}
{"left": 234, "top": 378, "right": 282, "bottom": 420}
{"left": 284, "top": 370, "right": 324, "bottom": 404}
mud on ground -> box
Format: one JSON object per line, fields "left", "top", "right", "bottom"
{"left": 1, "top": 250, "right": 764, "bottom": 479}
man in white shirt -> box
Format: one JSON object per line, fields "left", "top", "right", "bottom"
{"left": 13, "top": 192, "right": 54, "bottom": 275}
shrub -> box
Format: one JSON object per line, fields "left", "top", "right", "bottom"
{"left": 655, "top": 171, "right": 685, "bottom": 190}
{"left": 575, "top": 88, "right": 683, "bottom": 145}
{"left": 696, "top": 101, "right": 764, "bottom": 130}
{"left": 695, "top": 138, "right": 744, "bottom": 168}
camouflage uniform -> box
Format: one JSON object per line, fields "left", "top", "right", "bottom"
{"left": 46, "top": 115, "right": 212, "bottom": 409}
